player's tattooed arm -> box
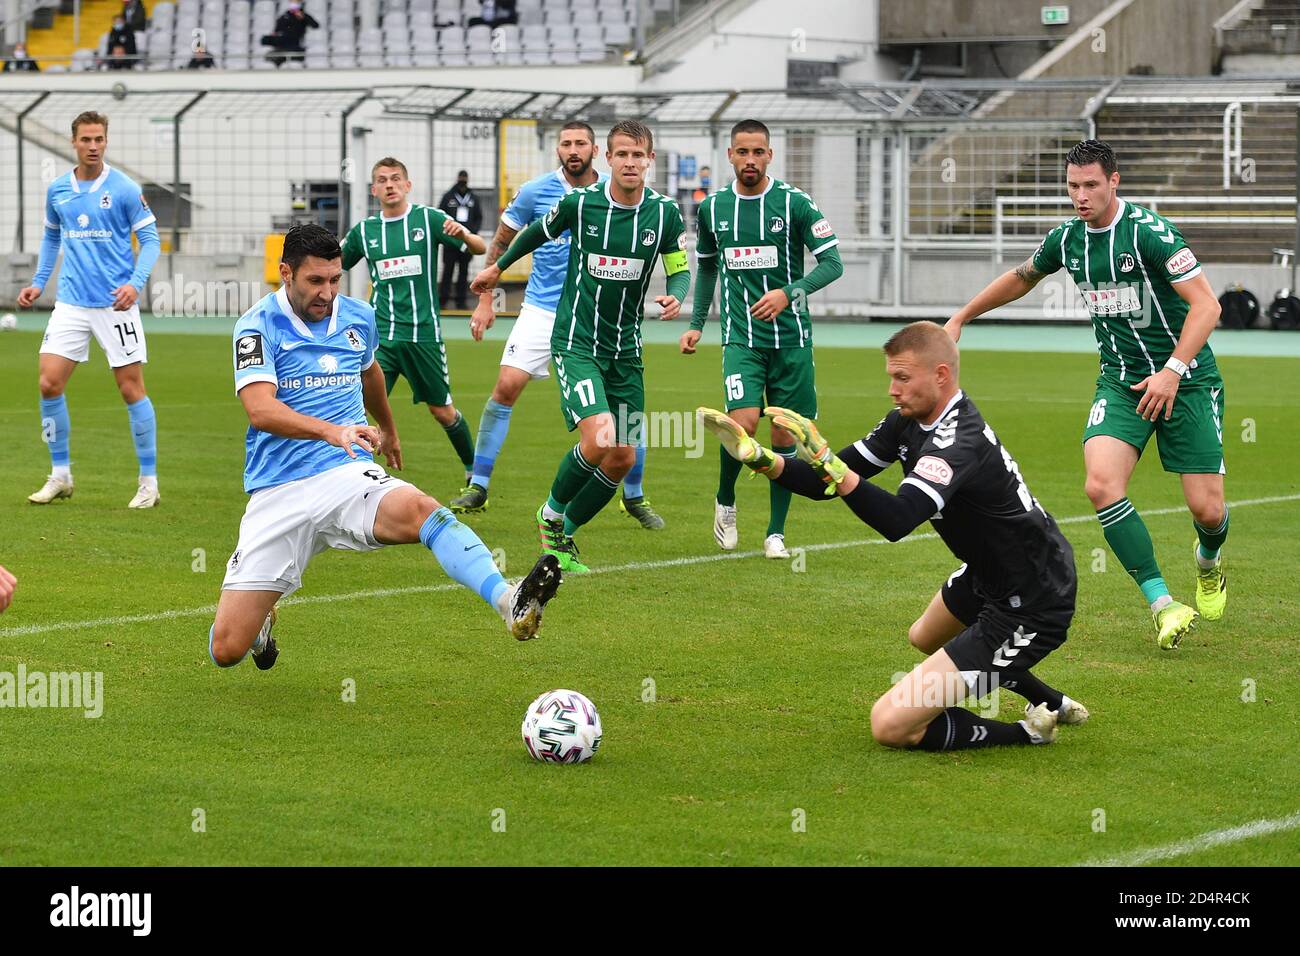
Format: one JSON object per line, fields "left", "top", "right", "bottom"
{"left": 484, "top": 221, "right": 519, "bottom": 269}
{"left": 1013, "top": 258, "right": 1047, "bottom": 287}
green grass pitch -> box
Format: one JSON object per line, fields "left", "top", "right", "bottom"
{"left": 0, "top": 326, "right": 1296, "bottom": 866}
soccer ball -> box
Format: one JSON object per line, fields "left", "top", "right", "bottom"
{"left": 521, "top": 689, "right": 602, "bottom": 763}
{"left": 0, "top": 314, "right": 16, "bottom": 331}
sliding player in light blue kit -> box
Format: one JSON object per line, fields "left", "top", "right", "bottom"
{"left": 208, "top": 225, "right": 562, "bottom": 671}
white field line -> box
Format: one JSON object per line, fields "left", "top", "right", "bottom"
{"left": 2, "top": 493, "right": 1298, "bottom": 639}
{"left": 1077, "top": 809, "right": 1300, "bottom": 866}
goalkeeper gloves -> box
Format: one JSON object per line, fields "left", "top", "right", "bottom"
{"left": 698, "top": 407, "right": 778, "bottom": 473}
{"left": 764, "top": 406, "right": 849, "bottom": 495}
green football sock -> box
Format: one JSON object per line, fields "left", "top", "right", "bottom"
{"left": 717, "top": 443, "right": 743, "bottom": 507}
{"left": 1098, "top": 497, "right": 1169, "bottom": 605}
{"left": 766, "top": 444, "right": 796, "bottom": 536}
{"left": 547, "top": 445, "right": 596, "bottom": 513}
{"left": 1195, "top": 506, "right": 1229, "bottom": 564}
{"left": 442, "top": 411, "right": 475, "bottom": 470}
{"left": 564, "top": 467, "right": 621, "bottom": 536}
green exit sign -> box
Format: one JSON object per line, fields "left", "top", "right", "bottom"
{"left": 1042, "top": 5, "right": 1070, "bottom": 25}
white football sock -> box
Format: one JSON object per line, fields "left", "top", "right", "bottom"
{"left": 52, "top": 466, "right": 72, "bottom": 483}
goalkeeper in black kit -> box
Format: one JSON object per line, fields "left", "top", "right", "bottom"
{"left": 700, "top": 321, "right": 1089, "bottom": 751}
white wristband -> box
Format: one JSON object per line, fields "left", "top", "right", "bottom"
{"left": 1164, "top": 357, "right": 1189, "bottom": 377}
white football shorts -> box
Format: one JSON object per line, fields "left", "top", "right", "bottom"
{"left": 500, "top": 301, "right": 557, "bottom": 379}
{"left": 40, "top": 300, "right": 147, "bottom": 368}
{"left": 222, "top": 460, "right": 411, "bottom": 596}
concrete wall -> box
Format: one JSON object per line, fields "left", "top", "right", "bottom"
{"left": 880, "top": 0, "right": 1113, "bottom": 43}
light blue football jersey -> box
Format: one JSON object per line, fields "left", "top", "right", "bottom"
{"left": 34, "top": 164, "right": 160, "bottom": 308}
{"left": 232, "top": 288, "right": 380, "bottom": 493}
{"left": 500, "top": 168, "right": 608, "bottom": 312}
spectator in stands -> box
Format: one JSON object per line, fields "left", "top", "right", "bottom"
{"left": 187, "top": 43, "right": 216, "bottom": 69}
{"left": 263, "top": 2, "right": 319, "bottom": 66}
{"left": 123, "top": 0, "right": 148, "bottom": 34}
{"left": 468, "top": 0, "right": 518, "bottom": 28}
{"left": 107, "top": 13, "right": 138, "bottom": 68}
{"left": 3, "top": 43, "right": 40, "bottom": 72}
{"left": 438, "top": 170, "right": 484, "bottom": 309}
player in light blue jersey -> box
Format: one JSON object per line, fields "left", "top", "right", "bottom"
{"left": 19, "top": 111, "right": 162, "bottom": 509}
{"left": 451, "top": 122, "right": 665, "bottom": 530}
{"left": 209, "top": 225, "right": 563, "bottom": 671}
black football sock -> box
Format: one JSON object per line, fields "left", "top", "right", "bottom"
{"left": 991, "top": 669, "right": 1064, "bottom": 711}
{"left": 915, "top": 707, "right": 1032, "bottom": 750}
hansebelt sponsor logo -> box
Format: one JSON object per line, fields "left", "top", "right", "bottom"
{"left": 1081, "top": 285, "right": 1143, "bottom": 315}
{"left": 726, "top": 245, "right": 778, "bottom": 270}
{"left": 586, "top": 254, "right": 644, "bottom": 281}
{"left": 376, "top": 254, "right": 422, "bottom": 280}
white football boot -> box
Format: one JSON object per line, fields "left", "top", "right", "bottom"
{"left": 1019, "top": 702, "right": 1059, "bottom": 744}
{"left": 763, "top": 533, "right": 790, "bottom": 559}
{"left": 28, "top": 474, "right": 73, "bottom": 504}
{"left": 128, "top": 482, "right": 160, "bottom": 509}
{"left": 714, "top": 501, "right": 738, "bottom": 551}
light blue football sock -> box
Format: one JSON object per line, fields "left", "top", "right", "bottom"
{"left": 39, "top": 395, "right": 71, "bottom": 468}
{"left": 126, "top": 396, "right": 157, "bottom": 477}
{"left": 419, "top": 506, "right": 508, "bottom": 608}
{"left": 623, "top": 440, "right": 647, "bottom": 499}
{"left": 470, "top": 398, "right": 513, "bottom": 489}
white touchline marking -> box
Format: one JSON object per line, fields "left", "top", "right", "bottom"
{"left": 1077, "top": 809, "right": 1300, "bottom": 867}
{"left": 2, "top": 493, "right": 1297, "bottom": 638}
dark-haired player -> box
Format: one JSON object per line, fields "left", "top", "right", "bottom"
{"left": 341, "top": 156, "right": 486, "bottom": 486}
{"left": 947, "top": 139, "right": 1226, "bottom": 649}
{"left": 209, "top": 224, "right": 561, "bottom": 671}
{"left": 702, "top": 321, "right": 1088, "bottom": 751}
{"left": 685, "top": 119, "right": 843, "bottom": 559}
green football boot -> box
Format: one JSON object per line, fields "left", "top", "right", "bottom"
{"left": 1193, "top": 541, "right": 1227, "bottom": 621}
{"left": 1154, "top": 599, "right": 1198, "bottom": 650}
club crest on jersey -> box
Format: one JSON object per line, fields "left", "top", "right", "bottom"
{"left": 344, "top": 328, "right": 365, "bottom": 350}
{"left": 1117, "top": 253, "right": 1135, "bottom": 273}
{"left": 99, "top": 193, "right": 112, "bottom": 209}
{"left": 640, "top": 228, "right": 657, "bottom": 246}
{"left": 412, "top": 227, "right": 425, "bottom": 242}
{"left": 77, "top": 213, "right": 90, "bottom": 228}
{"left": 768, "top": 216, "right": 785, "bottom": 234}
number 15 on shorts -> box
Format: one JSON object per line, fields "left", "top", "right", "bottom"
{"left": 725, "top": 373, "right": 744, "bottom": 402}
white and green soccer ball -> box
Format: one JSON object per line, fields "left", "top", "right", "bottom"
{"left": 522, "top": 689, "right": 602, "bottom": 764}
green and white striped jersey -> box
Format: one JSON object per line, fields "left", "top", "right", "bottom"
{"left": 541, "top": 180, "right": 688, "bottom": 359}
{"left": 694, "top": 177, "right": 838, "bottom": 349}
{"left": 1032, "top": 199, "right": 1217, "bottom": 385}
{"left": 340, "top": 203, "right": 466, "bottom": 344}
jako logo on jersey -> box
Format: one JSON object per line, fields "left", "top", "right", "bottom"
{"left": 811, "top": 218, "right": 833, "bottom": 239}
{"left": 319, "top": 355, "right": 339, "bottom": 373}
{"left": 77, "top": 214, "right": 90, "bottom": 228}
{"left": 914, "top": 455, "right": 953, "bottom": 486}
{"left": 768, "top": 216, "right": 785, "bottom": 234}
{"left": 586, "top": 254, "right": 644, "bottom": 280}
{"left": 99, "top": 193, "right": 112, "bottom": 209}
{"left": 1165, "top": 248, "right": 1197, "bottom": 276}
{"left": 640, "top": 228, "right": 656, "bottom": 246}
{"left": 344, "top": 328, "right": 365, "bottom": 350}
{"left": 1117, "top": 252, "right": 1135, "bottom": 273}
{"left": 377, "top": 255, "right": 422, "bottom": 280}
{"left": 727, "top": 246, "right": 778, "bottom": 270}
{"left": 412, "top": 227, "right": 425, "bottom": 242}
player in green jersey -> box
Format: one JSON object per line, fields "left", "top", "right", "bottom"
{"left": 947, "top": 140, "right": 1226, "bottom": 649}
{"left": 341, "top": 157, "right": 487, "bottom": 485}
{"left": 683, "top": 119, "right": 844, "bottom": 559}
{"left": 472, "top": 120, "right": 691, "bottom": 573}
